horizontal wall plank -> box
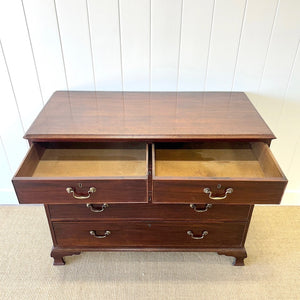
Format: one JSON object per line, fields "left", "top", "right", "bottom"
{"left": 0, "top": 137, "right": 18, "bottom": 204}
{"left": 270, "top": 41, "right": 300, "bottom": 177}
{"left": 55, "top": 0, "right": 94, "bottom": 90}
{"left": 88, "top": 0, "right": 122, "bottom": 90}
{"left": 233, "top": 0, "right": 279, "bottom": 92}
{"left": 23, "top": 0, "right": 67, "bottom": 101}
{"left": 287, "top": 137, "right": 300, "bottom": 195}
{"left": 0, "top": 43, "right": 28, "bottom": 174}
{"left": 178, "top": 0, "right": 215, "bottom": 91}
{"left": 256, "top": 0, "right": 300, "bottom": 129}
{"left": 0, "top": 0, "right": 43, "bottom": 130}
{"left": 205, "top": 0, "right": 246, "bottom": 91}
{"left": 119, "top": 0, "right": 150, "bottom": 91}
{"left": 151, "top": 0, "right": 182, "bottom": 91}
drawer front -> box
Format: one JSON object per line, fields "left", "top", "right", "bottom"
{"left": 13, "top": 179, "right": 147, "bottom": 204}
{"left": 53, "top": 221, "right": 246, "bottom": 248}
{"left": 49, "top": 204, "right": 250, "bottom": 222}
{"left": 12, "top": 142, "right": 148, "bottom": 204}
{"left": 153, "top": 142, "right": 287, "bottom": 204}
{"left": 153, "top": 180, "right": 286, "bottom": 204}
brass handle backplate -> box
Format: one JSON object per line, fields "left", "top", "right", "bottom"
{"left": 187, "top": 230, "right": 208, "bottom": 240}
{"left": 89, "top": 230, "right": 111, "bottom": 239}
{"left": 66, "top": 187, "right": 96, "bottom": 199}
{"left": 203, "top": 187, "right": 233, "bottom": 200}
{"left": 190, "top": 203, "right": 212, "bottom": 213}
{"left": 86, "top": 203, "right": 108, "bottom": 213}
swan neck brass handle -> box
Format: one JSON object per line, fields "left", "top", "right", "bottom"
{"left": 66, "top": 187, "right": 96, "bottom": 199}
{"left": 89, "top": 230, "right": 111, "bottom": 239}
{"left": 86, "top": 203, "right": 108, "bottom": 213}
{"left": 203, "top": 187, "right": 233, "bottom": 200}
{"left": 187, "top": 230, "right": 208, "bottom": 240}
{"left": 190, "top": 203, "right": 212, "bottom": 213}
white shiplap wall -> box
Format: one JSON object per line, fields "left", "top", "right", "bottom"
{"left": 0, "top": 0, "right": 299, "bottom": 204}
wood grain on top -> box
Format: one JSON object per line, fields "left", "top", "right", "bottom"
{"left": 24, "top": 91, "right": 275, "bottom": 141}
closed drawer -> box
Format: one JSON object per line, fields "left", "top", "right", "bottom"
{"left": 48, "top": 203, "right": 250, "bottom": 222}
{"left": 53, "top": 221, "right": 246, "bottom": 248}
{"left": 152, "top": 142, "right": 287, "bottom": 204}
{"left": 12, "top": 142, "right": 148, "bottom": 204}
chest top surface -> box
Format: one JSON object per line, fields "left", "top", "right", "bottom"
{"left": 24, "top": 91, "right": 275, "bottom": 141}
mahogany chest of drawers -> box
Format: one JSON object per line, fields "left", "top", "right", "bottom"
{"left": 12, "top": 91, "right": 287, "bottom": 266}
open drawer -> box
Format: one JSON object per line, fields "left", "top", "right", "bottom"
{"left": 13, "top": 142, "right": 148, "bottom": 204}
{"left": 152, "top": 142, "right": 287, "bottom": 204}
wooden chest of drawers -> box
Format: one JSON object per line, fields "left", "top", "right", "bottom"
{"left": 12, "top": 91, "right": 287, "bottom": 266}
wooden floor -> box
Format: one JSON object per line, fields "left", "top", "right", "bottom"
{"left": 0, "top": 205, "right": 299, "bottom": 300}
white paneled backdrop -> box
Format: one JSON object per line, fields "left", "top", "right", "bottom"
{"left": 0, "top": 0, "right": 299, "bottom": 204}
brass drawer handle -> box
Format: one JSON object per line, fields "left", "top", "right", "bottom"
{"left": 203, "top": 187, "right": 233, "bottom": 200}
{"left": 86, "top": 203, "right": 108, "bottom": 213}
{"left": 187, "top": 230, "right": 208, "bottom": 240}
{"left": 89, "top": 230, "right": 111, "bottom": 239}
{"left": 190, "top": 203, "right": 212, "bottom": 213}
{"left": 66, "top": 187, "right": 96, "bottom": 199}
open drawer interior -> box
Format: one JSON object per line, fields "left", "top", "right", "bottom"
{"left": 153, "top": 142, "right": 284, "bottom": 179}
{"left": 16, "top": 142, "right": 148, "bottom": 178}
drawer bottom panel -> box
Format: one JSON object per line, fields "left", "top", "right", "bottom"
{"left": 53, "top": 221, "right": 246, "bottom": 248}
